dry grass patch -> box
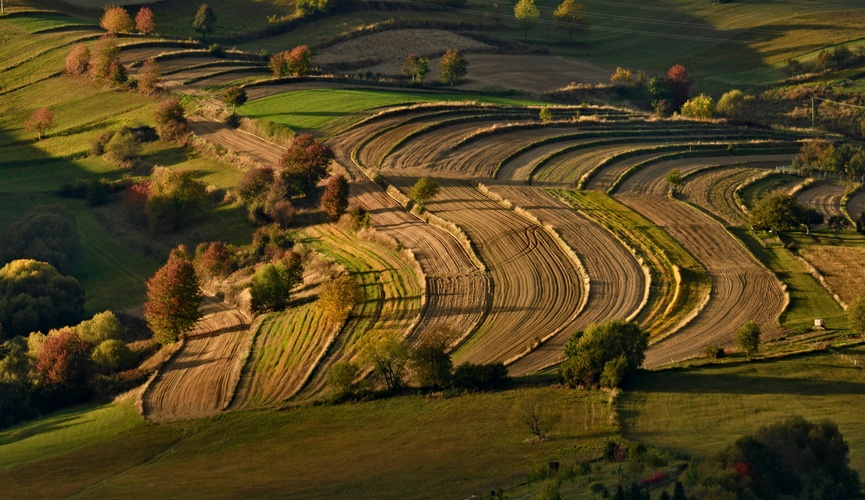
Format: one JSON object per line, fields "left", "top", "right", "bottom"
{"left": 799, "top": 244, "right": 865, "bottom": 305}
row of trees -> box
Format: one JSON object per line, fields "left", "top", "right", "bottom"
{"left": 793, "top": 139, "right": 865, "bottom": 179}
{"left": 750, "top": 190, "right": 841, "bottom": 234}
{"left": 610, "top": 64, "right": 694, "bottom": 116}
{"left": 100, "top": 5, "right": 154, "bottom": 35}
{"left": 513, "top": 0, "right": 589, "bottom": 42}
{"left": 401, "top": 49, "right": 468, "bottom": 86}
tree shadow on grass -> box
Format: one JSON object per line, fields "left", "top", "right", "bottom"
{"left": 630, "top": 371, "right": 865, "bottom": 396}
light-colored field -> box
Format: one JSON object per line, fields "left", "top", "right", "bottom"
{"left": 800, "top": 244, "right": 865, "bottom": 305}
{"left": 317, "top": 29, "right": 492, "bottom": 65}
{"left": 141, "top": 297, "right": 250, "bottom": 421}
{"left": 796, "top": 182, "right": 846, "bottom": 221}
{"left": 680, "top": 166, "right": 759, "bottom": 226}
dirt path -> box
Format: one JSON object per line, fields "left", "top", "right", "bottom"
{"left": 614, "top": 160, "right": 786, "bottom": 366}
{"left": 796, "top": 182, "right": 846, "bottom": 221}
{"left": 484, "top": 185, "right": 647, "bottom": 374}
{"left": 141, "top": 297, "right": 250, "bottom": 421}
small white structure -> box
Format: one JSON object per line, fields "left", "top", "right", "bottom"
{"left": 815, "top": 319, "right": 825, "bottom": 329}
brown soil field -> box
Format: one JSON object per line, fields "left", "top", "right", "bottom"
{"left": 799, "top": 245, "right": 865, "bottom": 305}
{"left": 188, "top": 115, "right": 285, "bottom": 166}
{"left": 796, "top": 182, "right": 846, "bottom": 221}
{"left": 680, "top": 166, "right": 760, "bottom": 226}
{"left": 614, "top": 160, "right": 787, "bottom": 366}
{"left": 483, "top": 184, "right": 647, "bottom": 374}
{"left": 390, "top": 178, "right": 585, "bottom": 372}
{"left": 848, "top": 191, "right": 865, "bottom": 219}
{"left": 141, "top": 297, "right": 251, "bottom": 421}
{"left": 317, "top": 29, "right": 492, "bottom": 66}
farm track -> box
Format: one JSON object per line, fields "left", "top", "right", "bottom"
{"left": 796, "top": 182, "right": 846, "bottom": 220}
{"left": 680, "top": 166, "right": 761, "bottom": 226}
{"left": 141, "top": 297, "right": 250, "bottom": 421}
{"left": 848, "top": 191, "right": 865, "bottom": 219}
{"left": 614, "top": 159, "right": 787, "bottom": 366}
{"left": 483, "top": 185, "right": 647, "bottom": 374}
{"left": 389, "top": 178, "right": 585, "bottom": 372}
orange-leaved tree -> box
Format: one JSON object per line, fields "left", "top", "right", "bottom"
{"left": 25, "top": 107, "right": 56, "bottom": 140}
{"left": 145, "top": 246, "right": 203, "bottom": 344}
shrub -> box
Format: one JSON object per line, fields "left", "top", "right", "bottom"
{"left": 328, "top": 360, "right": 361, "bottom": 398}
{"left": 237, "top": 167, "right": 275, "bottom": 202}
{"left": 680, "top": 93, "right": 714, "bottom": 119}
{"left": 539, "top": 106, "right": 553, "bottom": 123}
{"left": 704, "top": 345, "right": 725, "bottom": 359}
{"left": 154, "top": 98, "right": 189, "bottom": 143}
{"left": 104, "top": 128, "right": 141, "bottom": 166}
{"left": 91, "top": 339, "right": 134, "bottom": 374}
{"left": 65, "top": 44, "right": 90, "bottom": 75}
{"left": 251, "top": 224, "right": 294, "bottom": 258}
{"left": 76, "top": 311, "right": 124, "bottom": 345}
{"left": 250, "top": 253, "right": 303, "bottom": 313}
{"left": 452, "top": 361, "right": 509, "bottom": 391}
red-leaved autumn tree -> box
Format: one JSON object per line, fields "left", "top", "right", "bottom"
{"left": 144, "top": 247, "right": 203, "bottom": 344}
{"left": 280, "top": 133, "right": 333, "bottom": 197}
{"left": 268, "top": 45, "right": 313, "bottom": 77}
{"left": 25, "top": 107, "right": 56, "bottom": 140}
{"left": 665, "top": 64, "right": 692, "bottom": 112}
{"left": 35, "top": 329, "right": 93, "bottom": 387}
{"left": 100, "top": 6, "right": 134, "bottom": 34}
{"left": 320, "top": 174, "right": 350, "bottom": 220}
{"left": 65, "top": 44, "right": 90, "bottom": 75}
{"left": 135, "top": 7, "right": 155, "bottom": 34}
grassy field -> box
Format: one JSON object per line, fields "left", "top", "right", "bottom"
{"left": 620, "top": 345, "right": 865, "bottom": 477}
{"left": 238, "top": 88, "right": 545, "bottom": 135}
{"left": 0, "top": 387, "right": 614, "bottom": 498}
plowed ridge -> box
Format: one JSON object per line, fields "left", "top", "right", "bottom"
{"left": 614, "top": 160, "right": 786, "bottom": 366}
{"left": 141, "top": 297, "right": 250, "bottom": 421}
{"left": 485, "top": 185, "right": 647, "bottom": 374}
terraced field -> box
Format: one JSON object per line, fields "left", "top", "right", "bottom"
{"left": 141, "top": 297, "right": 251, "bottom": 421}
{"left": 796, "top": 182, "right": 846, "bottom": 221}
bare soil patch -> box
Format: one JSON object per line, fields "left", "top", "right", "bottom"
{"left": 317, "top": 29, "right": 492, "bottom": 66}
{"left": 796, "top": 182, "right": 846, "bottom": 221}
{"left": 799, "top": 245, "right": 865, "bottom": 304}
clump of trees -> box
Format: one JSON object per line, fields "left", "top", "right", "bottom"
{"left": 792, "top": 139, "right": 865, "bottom": 180}
{"left": 154, "top": 98, "right": 190, "bottom": 144}
{"left": 3, "top": 204, "right": 79, "bottom": 273}
{"left": 402, "top": 53, "right": 429, "bottom": 83}
{"left": 750, "top": 191, "right": 824, "bottom": 233}
{"left": 560, "top": 319, "right": 648, "bottom": 389}
{"left": 144, "top": 246, "right": 203, "bottom": 344}
{"left": 250, "top": 252, "right": 303, "bottom": 312}
{"left": 607, "top": 64, "right": 694, "bottom": 116}
{"left": 0, "top": 259, "right": 85, "bottom": 339}
{"left": 269, "top": 46, "right": 313, "bottom": 77}
{"left": 438, "top": 49, "right": 468, "bottom": 86}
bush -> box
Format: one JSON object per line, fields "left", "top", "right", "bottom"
{"left": 34, "top": 329, "right": 93, "bottom": 387}
{"left": 452, "top": 361, "right": 509, "bottom": 391}
{"left": 194, "top": 241, "right": 236, "bottom": 279}
{"left": 154, "top": 98, "right": 190, "bottom": 143}
{"left": 250, "top": 253, "right": 302, "bottom": 312}
{"left": 208, "top": 43, "right": 225, "bottom": 58}
{"left": 104, "top": 129, "right": 141, "bottom": 166}
{"left": 328, "top": 360, "right": 361, "bottom": 399}
{"left": 65, "top": 44, "right": 90, "bottom": 75}
{"left": 251, "top": 224, "right": 294, "bottom": 258}
{"left": 91, "top": 339, "right": 134, "bottom": 374}
{"left": 704, "top": 345, "right": 725, "bottom": 359}
{"left": 75, "top": 311, "right": 124, "bottom": 346}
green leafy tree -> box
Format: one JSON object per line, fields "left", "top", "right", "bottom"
{"left": 438, "top": 49, "right": 468, "bottom": 86}
{"left": 359, "top": 330, "right": 409, "bottom": 391}
{"left": 91, "top": 339, "right": 134, "bottom": 374}
{"left": 552, "top": 0, "right": 589, "bottom": 42}
{"left": 320, "top": 174, "right": 350, "bottom": 220}
{"left": 145, "top": 168, "right": 208, "bottom": 233}
{"left": 3, "top": 204, "right": 79, "bottom": 273}
{"left": 735, "top": 321, "right": 760, "bottom": 357}
{"left": 402, "top": 53, "right": 429, "bottom": 83}
{"left": 221, "top": 85, "right": 247, "bottom": 116}
{"left": 0, "top": 336, "right": 30, "bottom": 385}
{"left": 716, "top": 89, "right": 755, "bottom": 120}
{"left": 410, "top": 177, "right": 440, "bottom": 207}
{"left": 144, "top": 248, "right": 203, "bottom": 344}
{"left": 680, "top": 93, "right": 714, "bottom": 119}
{"left": 328, "top": 360, "right": 361, "bottom": 399}
{"left": 665, "top": 168, "right": 683, "bottom": 193}
{"left": 848, "top": 295, "right": 865, "bottom": 335}
{"left": 749, "top": 191, "right": 802, "bottom": 232}
{"left": 75, "top": 311, "right": 124, "bottom": 345}
{"left": 514, "top": 0, "right": 540, "bottom": 41}
{"left": 409, "top": 324, "right": 455, "bottom": 389}
{"left": 0, "top": 260, "right": 85, "bottom": 339}
{"left": 250, "top": 252, "right": 302, "bottom": 313}
{"left": 827, "top": 214, "right": 848, "bottom": 234}
{"left": 538, "top": 106, "right": 553, "bottom": 123}
{"left": 192, "top": 3, "right": 217, "bottom": 38}
{"left": 560, "top": 319, "right": 648, "bottom": 389}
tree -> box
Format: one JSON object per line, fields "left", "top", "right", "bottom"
{"left": 0, "top": 260, "right": 85, "bottom": 339}
{"left": 320, "top": 174, "right": 350, "bottom": 220}
{"left": 538, "top": 106, "right": 553, "bottom": 123}
{"left": 145, "top": 168, "right": 208, "bottom": 233}
{"left": 154, "top": 98, "right": 190, "bottom": 143}
{"left": 735, "top": 321, "right": 760, "bottom": 357}
{"left": 137, "top": 58, "right": 161, "bottom": 95}
{"left": 105, "top": 128, "right": 141, "bottom": 166}
{"left": 317, "top": 274, "right": 361, "bottom": 321}
{"left": 328, "top": 360, "right": 361, "bottom": 399}
{"left": 100, "top": 6, "right": 134, "bottom": 34}
{"left": 438, "top": 49, "right": 468, "bottom": 86}
{"left": 221, "top": 85, "right": 247, "bottom": 116}
{"left": 514, "top": 0, "right": 539, "bottom": 41}
{"left": 90, "top": 36, "right": 120, "bottom": 80}
{"left": 250, "top": 252, "right": 302, "bottom": 312}
{"left": 800, "top": 206, "right": 824, "bottom": 234}
{"left": 665, "top": 168, "right": 683, "bottom": 193}
{"left": 194, "top": 241, "right": 236, "bottom": 279}
{"left": 848, "top": 295, "right": 865, "bottom": 335}
{"left": 3, "top": 204, "right": 79, "bottom": 273}
{"left": 716, "top": 89, "right": 754, "bottom": 120}
{"left": 65, "top": 44, "right": 90, "bottom": 75}
{"left": 75, "top": 310, "right": 124, "bottom": 346}
{"left": 237, "top": 167, "right": 275, "bottom": 202}
{"left": 359, "top": 330, "right": 409, "bottom": 391}
{"left": 552, "top": 0, "right": 589, "bottom": 42}
{"left": 280, "top": 133, "right": 333, "bottom": 197}
{"left": 24, "top": 107, "right": 55, "bottom": 140}
{"left": 410, "top": 324, "right": 455, "bottom": 388}
{"left": 402, "top": 53, "right": 429, "bottom": 83}
{"left": 34, "top": 329, "right": 93, "bottom": 387}
{"left": 192, "top": 4, "right": 217, "bottom": 39}
{"left": 513, "top": 396, "right": 561, "bottom": 441}
{"left": 560, "top": 319, "right": 648, "bottom": 389}
{"left": 827, "top": 214, "right": 849, "bottom": 234}
{"left": 680, "top": 93, "right": 714, "bottom": 119}
{"left": 286, "top": 45, "right": 313, "bottom": 77}
{"left": 609, "top": 66, "right": 635, "bottom": 87}
{"left": 665, "top": 64, "right": 692, "bottom": 112}
{"left": 749, "top": 191, "right": 802, "bottom": 232}
{"left": 144, "top": 249, "right": 203, "bottom": 344}
{"left": 91, "top": 339, "right": 134, "bottom": 374}
{"left": 135, "top": 7, "right": 155, "bottom": 34}
{"left": 410, "top": 177, "right": 439, "bottom": 207}
{"left": 452, "top": 362, "right": 509, "bottom": 391}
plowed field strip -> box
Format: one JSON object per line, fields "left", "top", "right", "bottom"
{"left": 395, "top": 179, "right": 584, "bottom": 372}
{"left": 293, "top": 224, "right": 424, "bottom": 399}
{"left": 485, "top": 185, "right": 647, "bottom": 374}
{"left": 188, "top": 115, "right": 284, "bottom": 166}
{"left": 141, "top": 297, "right": 250, "bottom": 421}
{"left": 681, "top": 167, "right": 761, "bottom": 226}
{"left": 796, "top": 182, "right": 846, "bottom": 220}
{"left": 800, "top": 245, "right": 865, "bottom": 305}
{"left": 615, "top": 160, "right": 786, "bottom": 366}
{"left": 848, "top": 191, "right": 865, "bottom": 219}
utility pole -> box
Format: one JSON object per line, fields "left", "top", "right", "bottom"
{"left": 811, "top": 97, "right": 816, "bottom": 130}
